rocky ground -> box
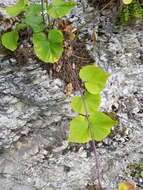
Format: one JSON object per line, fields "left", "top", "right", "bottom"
{"left": 0, "top": 0, "right": 143, "bottom": 190}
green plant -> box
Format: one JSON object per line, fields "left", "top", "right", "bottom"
{"left": 68, "top": 64, "right": 117, "bottom": 188}
{"left": 68, "top": 65, "right": 117, "bottom": 143}
{"left": 1, "top": 0, "right": 75, "bottom": 63}
{"left": 117, "top": 0, "right": 143, "bottom": 25}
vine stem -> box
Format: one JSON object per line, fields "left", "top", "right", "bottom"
{"left": 67, "top": 60, "right": 102, "bottom": 190}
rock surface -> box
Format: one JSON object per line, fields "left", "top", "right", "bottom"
{"left": 0, "top": 0, "right": 143, "bottom": 190}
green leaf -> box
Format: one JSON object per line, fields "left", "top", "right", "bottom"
{"left": 47, "top": 0, "right": 75, "bottom": 18}
{"left": 79, "top": 65, "right": 109, "bottom": 94}
{"left": 89, "top": 112, "right": 117, "bottom": 141}
{"left": 31, "top": 24, "right": 46, "bottom": 33}
{"left": 4, "top": 0, "right": 28, "bottom": 17}
{"left": 25, "top": 3, "right": 42, "bottom": 15}
{"left": 68, "top": 116, "right": 91, "bottom": 143}
{"left": 16, "top": 23, "right": 28, "bottom": 31}
{"left": 84, "top": 82, "right": 105, "bottom": 95}
{"left": 48, "top": 28, "right": 64, "bottom": 43}
{"left": 71, "top": 92, "right": 100, "bottom": 114}
{"left": 24, "top": 4, "right": 45, "bottom": 33}
{"left": 24, "top": 15, "right": 45, "bottom": 32}
{"left": 1, "top": 30, "right": 19, "bottom": 51}
{"left": 32, "top": 29, "right": 64, "bottom": 63}
{"left": 25, "top": 15, "right": 43, "bottom": 25}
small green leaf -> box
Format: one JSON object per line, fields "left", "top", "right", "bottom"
{"left": 31, "top": 24, "right": 46, "bottom": 33}
{"left": 25, "top": 3, "right": 42, "bottom": 15}
{"left": 24, "top": 15, "right": 45, "bottom": 32}
{"left": 32, "top": 29, "right": 64, "bottom": 63}
{"left": 47, "top": 0, "right": 75, "bottom": 18}
{"left": 16, "top": 23, "right": 28, "bottom": 31}
{"left": 89, "top": 112, "right": 117, "bottom": 141}
{"left": 24, "top": 15, "right": 43, "bottom": 25}
{"left": 1, "top": 30, "right": 19, "bottom": 51}
{"left": 4, "top": 0, "right": 28, "bottom": 17}
{"left": 71, "top": 92, "right": 100, "bottom": 114}
{"left": 79, "top": 65, "right": 109, "bottom": 94}
{"left": 68, "top": 116, "right": 91, "bottom": 143}
{"left": 24, "top": 4, "right": 45, "bottom": 33}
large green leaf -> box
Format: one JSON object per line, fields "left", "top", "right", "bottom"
{"left": 89, "top": 112, "right": 117, "bottom": 141}
{"left": 32, "top": 29, "right": 64, "bottom": 63}
{"left": 71, "top": 92, "right": 100, "bottom": 115}
{"left": 79, "top": 65, "right": 109, "bottom": 94}
{"left": 47, "top": 0, "right": 75, "bottom": 18}
{"left": 68, "top": 116, "right": 91, "bottom": 143}
{"left": 1, "top": 30, "right": 19, "bottom": 51}
{"left": 4, "top": 0, "right": 28, "bottom": 17}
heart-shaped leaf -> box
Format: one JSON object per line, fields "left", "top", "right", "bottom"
{"left": 47, "top": 0, "right": 75, "bottom": 18}
{"left": 122, "top": 0, "right": 133, "bottom": 4}
{"left": 4, "top": 0, "right": 28, "bottom": 17}
{"left": 89, "top": 112, "right": 117, "bottom": 141}
{"left": 71, "top": 92, "right": 100, "bottom": 114}
{"left": 1, "top": 30, "right": 19, "bottom": 51}
{"left": 68, "top": 116, "right": 91, "bottom": 143}
{"left": 32, "top": 29, "right": 64, "bottom": 63}
{"left": 79, "top": 65, "right": 109, "bottom": 94}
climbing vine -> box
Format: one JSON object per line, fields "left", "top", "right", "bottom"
{"left": 67, "top": 64, "right": 118, "bottom": 189}
{"left": 68, "top": 65, "right": 117, "bottom": 143}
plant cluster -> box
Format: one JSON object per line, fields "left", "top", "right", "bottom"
{"left": 118, "top": 0, "right": 143, "bottom": 25}
{"left": 1, "top": 0, "right": 75, "bottom": 63}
